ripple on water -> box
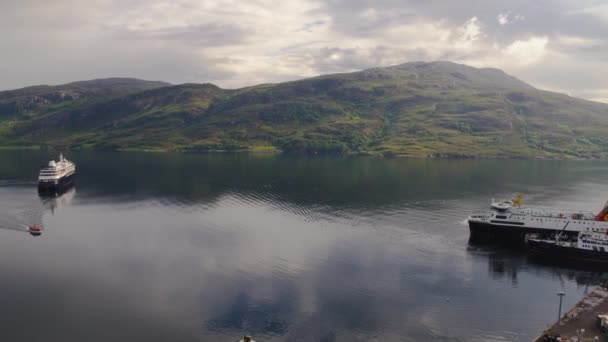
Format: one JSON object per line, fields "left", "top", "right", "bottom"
{"left": 3, "top": 153, "right": 606, "bottom": 342}
{"left": 0, "top": 187, "right": 45, "bottom": 233}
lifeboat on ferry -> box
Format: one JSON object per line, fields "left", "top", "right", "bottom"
{"left": 490, "top": 200, "right": 512, "bottom": 212}
{"left": 490, "top": 194, "right": 523, "bottom": 212}
{"left": 29, "top": 225, "right": 42, "bottom": 236}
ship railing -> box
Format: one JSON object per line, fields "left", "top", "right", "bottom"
{"left": 513, "top": 207, "right": 596, "bottom": 217}
{"left": 524, "top": 213, "right": 598, "bottom": 221}
{"left": 514, "top": 205, "right": 595, "bottom": 213}
{"left": 468, "top": 212, "right": 492, "bottom": 219}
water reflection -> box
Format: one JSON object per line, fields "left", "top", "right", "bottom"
{"left": 40, "top": 185, "right": 76, "bottom": 215}
{"left": 0, "top": 151, "right": 607, "bottom": 341}
{"left": 0, "top": 183, "right": 75, "bottom": 238}
{"left": 468, "top": 241, "right": 608, "bottom": 289}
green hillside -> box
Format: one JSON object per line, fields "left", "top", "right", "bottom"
{"left": 1, "top": 62, "right": 608, "bottom": 158}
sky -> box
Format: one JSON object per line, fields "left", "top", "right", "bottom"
{"left": 1, "top": 0, "right": 608, "bottom": 102}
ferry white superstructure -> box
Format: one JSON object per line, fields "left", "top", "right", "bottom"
{"left": 468, "top": 196, "right": 608, "bottom": 243}
{"left": 38, "top": 154, "right": 75, "bottom": 192}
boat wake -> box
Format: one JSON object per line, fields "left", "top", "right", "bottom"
{"left": 0, "top": 198, "right": 46, "bottom": 236}
{"left": 0, "top": 179, "right": 37, "bottom": 187}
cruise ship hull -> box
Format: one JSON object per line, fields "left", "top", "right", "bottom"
{"left": 468, "top": 220, "right": 577, "bottom": 244}
{"left": 38, "top": 173, "right": 74, "bottom": 194}
{"left": 527, "top": 239, "right": 608, "bottom": 264}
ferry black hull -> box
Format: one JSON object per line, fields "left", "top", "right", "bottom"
{"left": 38, "top": 173, "right": 74, "bottom": 194}
{"left": 527, "top": 239, "right": 608, "bottom": 264}
{"left": 468, "top": 220, "right": 577, "bottom": 245}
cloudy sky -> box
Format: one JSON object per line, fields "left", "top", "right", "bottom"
{"left": 1, "top": 0, "right": 608, "bottom": 102}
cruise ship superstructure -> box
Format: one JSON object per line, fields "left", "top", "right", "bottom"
{"left": 468, "top": 195, "right": 608, "bottom": 243}
{"left": 38, "top": 154, "right": 75, "bottom": 193}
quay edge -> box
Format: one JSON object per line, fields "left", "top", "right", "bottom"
{"left": 534, "top": 284, "right": 608, "bottom": 341}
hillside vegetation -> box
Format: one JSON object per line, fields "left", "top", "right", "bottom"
{"left": 1, "top": 62, "right": 608, "bottom": 158}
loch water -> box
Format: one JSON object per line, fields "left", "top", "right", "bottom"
{"left": 0, "top": 150, "right": 607, "bottom": 341}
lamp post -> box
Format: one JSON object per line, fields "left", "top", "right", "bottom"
{"left": 557, "top": 292, "right": 565, "bottom": 336}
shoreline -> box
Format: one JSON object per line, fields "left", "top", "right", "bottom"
{"left": 0, "top": 145, "right": 602, "bottom": 160}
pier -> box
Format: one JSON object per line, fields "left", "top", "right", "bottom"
{"left": 535, "top": 283, "right": 608, "bottom": 341}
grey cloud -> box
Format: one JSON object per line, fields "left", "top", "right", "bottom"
{"left": 299, "top": 20, "right": 327, "bottom": 32}
{"left": 550, "top": 38, "right": 608, "bottom": 57}
{"left": 0, "top": 35, "right": 235, "bottom": 89}
{"left": 519, "top": 59, "right": 608, "bottom": 98}
{"left": 114, "top": 23, "right": 252, "bottom": 45}
{"left": 323, "top": 0, "right": 608, "bottom": 43}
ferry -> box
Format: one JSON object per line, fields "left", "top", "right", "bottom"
{"left": 527, "top": 227, "right": 608, "bottom": 264}
{"left": 38, "top": 154, "right": 75, "bottom": 193}
{"left": 468, "top": 194, "right": 608, "bottom": 244}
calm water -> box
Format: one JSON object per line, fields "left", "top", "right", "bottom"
{"left": 0, "top": 151, "right": 607, "bottom": 341}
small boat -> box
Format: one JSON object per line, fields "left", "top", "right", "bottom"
{"left": 29, "top": 225, "right": 42, "bottom": 236}
{"left": 527, "top": 226, "right": 608, "bottom": 264}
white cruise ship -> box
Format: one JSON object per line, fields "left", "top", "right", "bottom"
{"left": 38, "top": 154, "right": 76, "bottom": 192}
{"left": 468, "top": 194, "right": 608, "bottom": 244}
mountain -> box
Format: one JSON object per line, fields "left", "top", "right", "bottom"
{"left": 1, "top": 62, "right": 608, "bottom": 158}
{"left": 0, "top": 77, "right": 169, "bottom": 122}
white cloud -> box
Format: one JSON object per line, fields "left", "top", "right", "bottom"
{"left": 503, "top": 36, "right": 549, "bottom": 66}
{"left": 554, "top": 35, "right": 603, "bottom": 48}
{"left": 458, "top": 16, "right": 483, "bottom": 46}
{"left": 497, "top": 12, "right": 525, "bottom": 26}
{"left": 498, "top": 13, "right": 509, "bottom": 25}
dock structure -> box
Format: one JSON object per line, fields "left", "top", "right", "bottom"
{"left": 535, "top": 283, "right": 608, "bottom": 341}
